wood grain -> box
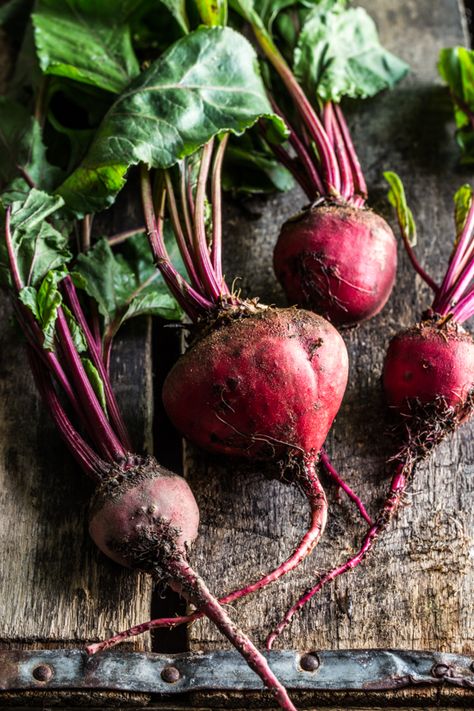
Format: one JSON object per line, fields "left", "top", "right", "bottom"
{"left": 185, "top": 0, "right": 474, "bottom": 665}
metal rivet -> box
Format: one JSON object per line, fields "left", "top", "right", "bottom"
{"left": 300, "top": 653, "right": 320, "bottom": 672}
{"left": 432, "top": 663, "right": 451, "bottom": 679}
{"left": 32, "top": 664, "right": 53, "bottom": 682}
{"left": 161, "top": 665, "right": 181, "bottom": 683}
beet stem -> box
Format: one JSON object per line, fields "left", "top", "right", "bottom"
{"left": 193, "top": 140, "right": 225, "bottom": 301}
{"left": 324, "top": 102, "right": 354, "bottom": 201}
{"left": 265, "top": 461, "right": 412, "bottom": 649}
{"left": 319, "top": 449, "right": 373, "bottom": 525}
{"left": 332, "top": 104, "right": 367, "bottom": 202}
{"left": 434, "top": 193, "right": 474, "bottom": 311}
{"left": 210, "top": 134, "right": 230, "bottom": 289}
{"left": 28, "top": 350, "right": 106, "bottom": 481}
{"left": 398, "top": 224, "right": 439, "bottom": 293}
{"left": 266, "top": 97, "right": 324, "bottom": 197}
{"left": 164, "top": 171, "right": 204, "bottom": 291}
{"left": 56, "top": 308, "right": 127, "bottom": 462}
{"left": 169, "top": 557, "right": 298, "bottom": 711}
{"left": 140, "top": 165, "right": 213, "bottom": 320}
{"left": 62, "top": 276, "right": 132, "bottom": 451}
{"left": 251, "top": 25, "right": 340, "bottom": 193}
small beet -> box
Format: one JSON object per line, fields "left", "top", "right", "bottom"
{"left": 274, "top": 205, "right": 397, "bottom": 326}
{"left": 383, "top": 322, "right": 474, "bottom": 413}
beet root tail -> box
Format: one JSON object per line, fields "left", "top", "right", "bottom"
{"left": 265, "top": 460, "right": 412, "bottom": 649}
{"left": 169, "top": 557, "right": 298, "bottom": 711}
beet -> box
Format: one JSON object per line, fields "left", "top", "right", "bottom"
{"left": 383, "top": 322, "right": 474, "bottom": 413}
{"left": 163, "top": 308, "right": 348, "bottom": 459}
{"left": 274, "top": 205, "right": 397, "bottom": 326}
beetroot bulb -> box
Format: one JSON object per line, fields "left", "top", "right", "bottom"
{"left": 2, "top": 209, "right": 299, "bottom": 710}
{"left": 257, "top": 174, "right": 474, "bottom": 648}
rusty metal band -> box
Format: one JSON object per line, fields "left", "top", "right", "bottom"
{"left": 0, "top": 649, "right": 473, "bottom": 693}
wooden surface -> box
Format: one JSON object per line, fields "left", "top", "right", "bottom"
{"left": 0, "top": 0, "right": 473, "bottom": 708}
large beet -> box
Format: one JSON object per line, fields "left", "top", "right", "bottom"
{"left": 163, "top": 307, "right": 348, "bottom": 458}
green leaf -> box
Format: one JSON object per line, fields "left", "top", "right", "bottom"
{"left": 74, "top": 231, "right": 183, "bottom": 338}
{"left": 453, "top": 184, "right": 473, "bottom": 245}
{"left": 32, "top": 0, "right": 141, "bottom": 94}
{"left": 196, "top": 0, "right": 228, "bottom": 26}
{"left": 63, "top": 303, "right": 88, "bottom": 352}
{"left": 159, "top": 0, "right": 190, "bottom": 33}
{"left": 18, "top": 268, "right": 67, "bottom": 350}
{"left": 0, "top": 190, "right": 71, "bottom": 288}
{"left": 58, "top": 26, "right": 287, "bottom": 214}
{"left": 384, "top": 171, "right": 416, "bottom": 247}
{"left": 222, "top": 132, "right": 293, "bottom": 193}
{"left": 82, "top": 357, "right": 107, "bottom": 411}
{"left": 438, "top": 47, "right": 474, "bottom": 163}
{"left": 294, "top": 4, "right": 409, "bottom": 102}
{"left": 0, "top": 97, "right": 64, "bottom": 202}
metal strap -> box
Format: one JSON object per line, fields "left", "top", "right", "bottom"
{"left": 1, "top": 649, "right": 473, "bottom": 693}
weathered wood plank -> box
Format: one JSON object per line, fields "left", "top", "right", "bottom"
{"left": 185, "top": 0, "right": 474, "bottom": 671}
{"left": 0, "top": 20, "right": 154, "bottom": 648}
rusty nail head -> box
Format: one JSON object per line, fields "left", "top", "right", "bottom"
{"left": 32, "top": 664, "right": 53, "bottom": 682}
{"left": 432, "top": 663, "right": 451, "bottom": 679}
{"left": 161, "top": 665, "right": 181, "bottom": 683}
{"left": 300, "top": 652, "right": 320, "bottom": 672}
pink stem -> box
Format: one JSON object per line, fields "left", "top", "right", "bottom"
{"left": 140, "top": 166, "right": 213, "bottom": 321}
{"left": 267, "top": 98, "right": 324, "bottom": 196}
{"left": 210, "top": 134, "right": 230, "bottom": 292}
{"left": 398, "top": 227, "right": 439, "bottom": 293}
{"left": 438, "top": 252, "right": 474, "bottom": 316}
{"left": 193, "top": 141, "right": 224, "bottom": 302}
{"left": 434, "top": 197, "right": 474, "bottom": 311}
{"left": 56, "top": 308, "right": 127, "bottom": 462}
{"left": 62, "top": 276, "right": 132, "bottom": 451}
{"left": 164, "top": 171, "right": 204, "bottom": 291}
{"left": 265, "top": 461, "right": 411, "bottom": 649}
{"left": 449, "top": 286, "right": 474, "bottom": 322}
{"left": 265, "top": 137, "right": 315, "bottom": 199}
{"left": 325, "top": 102, "right": 353, "bottom": 202}
{"left": 28, "top": 350, "right": 106, "bottom": 482}
{"left": 320, "top": 449, "right": 372, "bottom": 525}
{"left": 333, "top": 104, "right": 367, "bottom": 202}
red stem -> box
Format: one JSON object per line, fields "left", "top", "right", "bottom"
{"left": 164, "top": 171, "right": 204, "bottom": 291}
{"left": 28, "top": 350, "right": 106, "bottom": 482}
{"left": 265, "top": 461, "right": 412, "bottom": 649}
{"left": 211, "top": 134, "right": 230, "bottom": 292}
{"left": 140, "top": 166, "right": 213, "bottom": 321}
{"left": 399, "top": 229, "right": 439, "bottom": 294}
{"left": 193, "top": 141, "right": 224, "bottom": 301}
{"left": 333, "top": 104, "right": 367, "bottom": 203}
{"left": 56, "top": 308, "right": 127, "bottom": 462}
{"left": 433, "top": 197, "right": 474, "bottom": 311}
{"left": 320, "top": 448, "right": 372, "bottom": 525}
{"left": 62, "top": 276, "right": 132, "bottom": 450}
{"left": 324, "top": 102, "right": 353, "bottom": 201}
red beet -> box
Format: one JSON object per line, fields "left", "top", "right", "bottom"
{"left": 383, "top": 322, "right": 474, "bottom": 413}
{"left": 274, "top": 205, "right": 397, "bottom": 327}
{"left": 163, "top": 308, "right": 348, "bottom": 459}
